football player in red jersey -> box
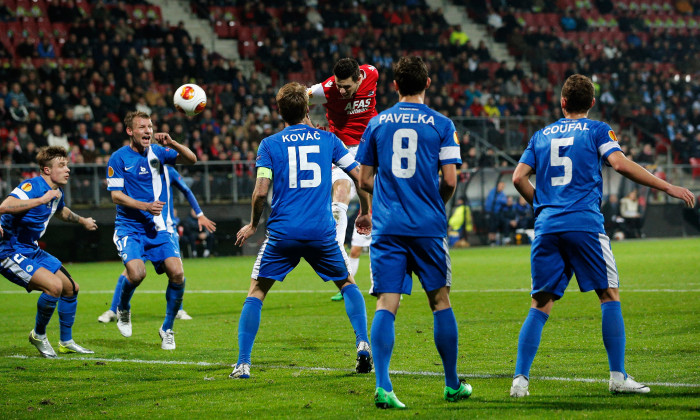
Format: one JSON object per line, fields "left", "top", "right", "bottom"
{"left": 308, "top": 58, "right": 378, "bottom": 301}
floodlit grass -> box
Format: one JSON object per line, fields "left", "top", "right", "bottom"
{"left": 0, "top": 238, "right": 698, "bottom": 418}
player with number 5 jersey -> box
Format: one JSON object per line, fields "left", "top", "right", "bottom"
{"left": 510, "top": 74, "right": 695, "bottom": 398}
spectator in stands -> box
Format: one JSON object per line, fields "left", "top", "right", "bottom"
{"left": 485, "top": 181, "right": 507, "bottom": 245}
{"left": 620, "top": 190, "right": 642, "bottom": 238}
{"left": 635, "top": 144, "right": 656, "bottom": 166}
{"left": 181, "top": 208, "right": 215, "bottom": 258}
{"left": 47, "top": 124, "right": 70, "bottom": 151}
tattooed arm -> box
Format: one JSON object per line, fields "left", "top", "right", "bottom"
{"left": 57, "top": 207, "right": 98, "bottom": 231}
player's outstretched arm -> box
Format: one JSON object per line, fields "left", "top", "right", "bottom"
{"left": 512, "top": 162, "right": 535, "bottom": 206}
{"left": 0, "top": 190, "right": 61, "bottom": 214}
{"left": 236, "top": 176, "right": 270, "bottom": 247}
{"left": 154, "top": 133, "right": 197, "bottom": 164}
{"left": 439, "top": 164, "right": 458, "bottom": 205}
{"left": 347, "top": 166, "right": 372, "bottom": 235}
{"left": 358, "top": 164, "right": 376, "bottom": 195}
{"left": 111, "top": 190, "right": 165, "bottom": 215}
{"left": 607, "top": 151, "right": 696, "bottom": 208}
{"left": 57, "top": 207, "right": 98, "bottom": 230}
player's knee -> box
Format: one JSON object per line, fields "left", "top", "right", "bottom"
{"left": 44, "top": 280, "right": 62, "bottom": 298}
{"left": 129, "top": 269, "right": 147, "bottom": 284}
{"left": 349, "top": 247, "right": 362, "bottom": 258}
{"left": 168, "top": 270, "right": 185, "bottom": 284}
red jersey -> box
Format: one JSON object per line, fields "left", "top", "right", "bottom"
{"left": 308, "top": 64, "right": 378, "bottom": 146}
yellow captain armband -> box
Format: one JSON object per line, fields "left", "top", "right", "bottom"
{"left": 257, "top": 167, "right": 273, "bottom": 179}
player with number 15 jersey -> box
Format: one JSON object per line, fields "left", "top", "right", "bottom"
{"left": 257, "top": 125, "right": 358, "bottom": 240}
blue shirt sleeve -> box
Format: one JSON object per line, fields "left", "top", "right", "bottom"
{"left": 153, "top": 144, "right": 179, "bottom": 165}
{"left": 519, "top": 134, "right": 537, "bottom": 169}
{"left": 106, "top": 153, "right": 124, "bottom": 191}
{"left": 438, "top": 119, "right": 462, "bottom": 166}
{"left": 168, "top": 166, "right": 202, "bottom": 216}
{"left": 331, "top": 134, "right": 358, "bottom": 173}
{"left": 594, "top": 122, "right": 623, "bottom": 161}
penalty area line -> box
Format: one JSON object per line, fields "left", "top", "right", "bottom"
{"left": 5, "top": 355, "right": 699, "bottom": 388}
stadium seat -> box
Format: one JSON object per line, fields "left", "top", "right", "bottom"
{"left": 690, "top": 158, "right": 700, "bottom": 179}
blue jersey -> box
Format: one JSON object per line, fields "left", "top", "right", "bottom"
{"left": 106, "top": 144, "right": 178, "bottom": 234}
{"left": 356, "top": 102, "right": 462, "bottom": 237}
{"left": 0, "top": 176, "right": 64, "bottom": 252}
{"left": 256, "top": 124, "right": 357, "bottom": 240}
{"left": 519, "top": 118, "right": 622, "bottom": 235}
{"left": 167, "top": 166, "right": 202, "bottom": 232}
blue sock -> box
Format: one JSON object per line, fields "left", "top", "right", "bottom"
{"left": 110, "top": 275, "right": 126, "bottom": 313}
{"left": 58, "top": 294, "right": 78, "bottom": 342}
{"left": 371, "top": 309, "right": 395, "bottom": 392}
{"left": 514, "top": 308, "right": 549, "bottom": 379}
{"left": 35, "top": 293, "right": 59, "bottom": 335}
{"left": 237, "top": 297, "right": 263, "bottom": 365}
{"left": 434, "top": 307, "right": 460, "bottom": 389}
{"left": 162, "top": 280, "right": 185, "bottom": 331}
{"left": 341, "top": 284, "right": 369, "bottom": 346}
{"left": 601, "top": 301, "right": 626, "bottom": 376}
{"left": 118, "top": 277, "right": 138, "bottom": 311}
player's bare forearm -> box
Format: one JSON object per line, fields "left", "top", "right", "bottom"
{"left": 513, "top": 163, "right": 535, "bottom": 205}
{"left": 358, "top": 165, "right": 375, "bottom": 194}
{"left": 172, "top": 141, "right": 197, "bottom": 164}
{"left": 249, "top": 177, "right": 270, "bottom": 229}
{"left": 348, "top": 166, "right": 371, "bottom": 215}
{"left": 439, "top": 164, "right": 458, "bottom": 205}
{"left": 608, "top": 152, "right": 696, "bottom": 207}
{"left": 111, "top": 191, "right": 147, "bottom": 211}
{"left": 156, "top": 133, "right": 196, "bottom": 164}
{"left": 58, "top": 207, "right": 98, "bottom": 230}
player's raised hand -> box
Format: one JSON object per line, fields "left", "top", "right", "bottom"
{"left": 666, "top": 185, "right": 696, "bottom": 208}
{"left": 154, "top": 133, "right": 174, "bottom": 147}
{"left": 355, "top": 214, "right": 372, "bottom": 235}
{"left": 198, "top": 214, "right": 217, "bottom": 233}
{"left": 81, "top": 217, "right": 98, "bottom": 231}
{"left": 40, "top": 189, "right": 62, "bottom": 204}
{"left": 235, "top": 223, "right": 256, "bottom": 247}
{"left": 146, "top": 200, "right": 165, "bottom": 215}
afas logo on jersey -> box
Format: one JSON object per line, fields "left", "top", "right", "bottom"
{"left": 108, "top": 166, "right": 114, "bottom": 177}
{"left": 608, "top": 130, "right": 618, "bottom": 142}
{"left": 453, "top": 131, "right": 459, "bottom": 145}
{"left": 21, "top": 183, "right": 32, "bottom": 192}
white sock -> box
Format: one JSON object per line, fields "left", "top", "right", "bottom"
{"left": 348, "top": 257, "right": 360, "bottom": 277}
{"left": 332, "top": 202, "right": 348, "bottom": 247}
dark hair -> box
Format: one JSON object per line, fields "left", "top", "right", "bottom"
{"left": 276, "top": 82, "right": 308, "bottom": 125}
{"left": 333, "top": 58, "right": 360, "bottom": 81}
{"left": 124, "top": 110, "right": 151, "bottom": 130}
{"left": 561, "top": 74, "right": 595, "bottom": 114}
{"left": 393, "top": 56, "right": 428, "bottom": 96}
{"left": 36, "top": 146, "right": 67, "bottom": 170}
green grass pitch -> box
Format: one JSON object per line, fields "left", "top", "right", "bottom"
{"left": 0, "top": 238, "right": 698, "bottom": 418}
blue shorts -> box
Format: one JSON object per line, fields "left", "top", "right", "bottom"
{"left": 369, "top": 235, "right": 451, "bottom": 295}
{"left": 0, "top": 246, "right": 62, "bottom": 292}
{"left": 252, "top": 235, "right": 349, "bottom": 282}
{"left": 113, "top": 229, "right": 181, "bottom": 273}
{"left": 531, "top": 231, "right": 619, "bottom": 298}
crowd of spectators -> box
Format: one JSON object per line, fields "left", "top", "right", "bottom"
{"left": 0, "top": 0, "right": 698, "bottom": 197}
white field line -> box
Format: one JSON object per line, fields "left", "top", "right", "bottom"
{"left": 2, "top": 289, "right": 699, "bottom": 295}
{"left": 4, "top": 355, "right": 699, "bottom": 388}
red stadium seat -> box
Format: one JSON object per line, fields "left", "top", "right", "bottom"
{"left": 690, "top": 158, "right": 700, "bottom": 179}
